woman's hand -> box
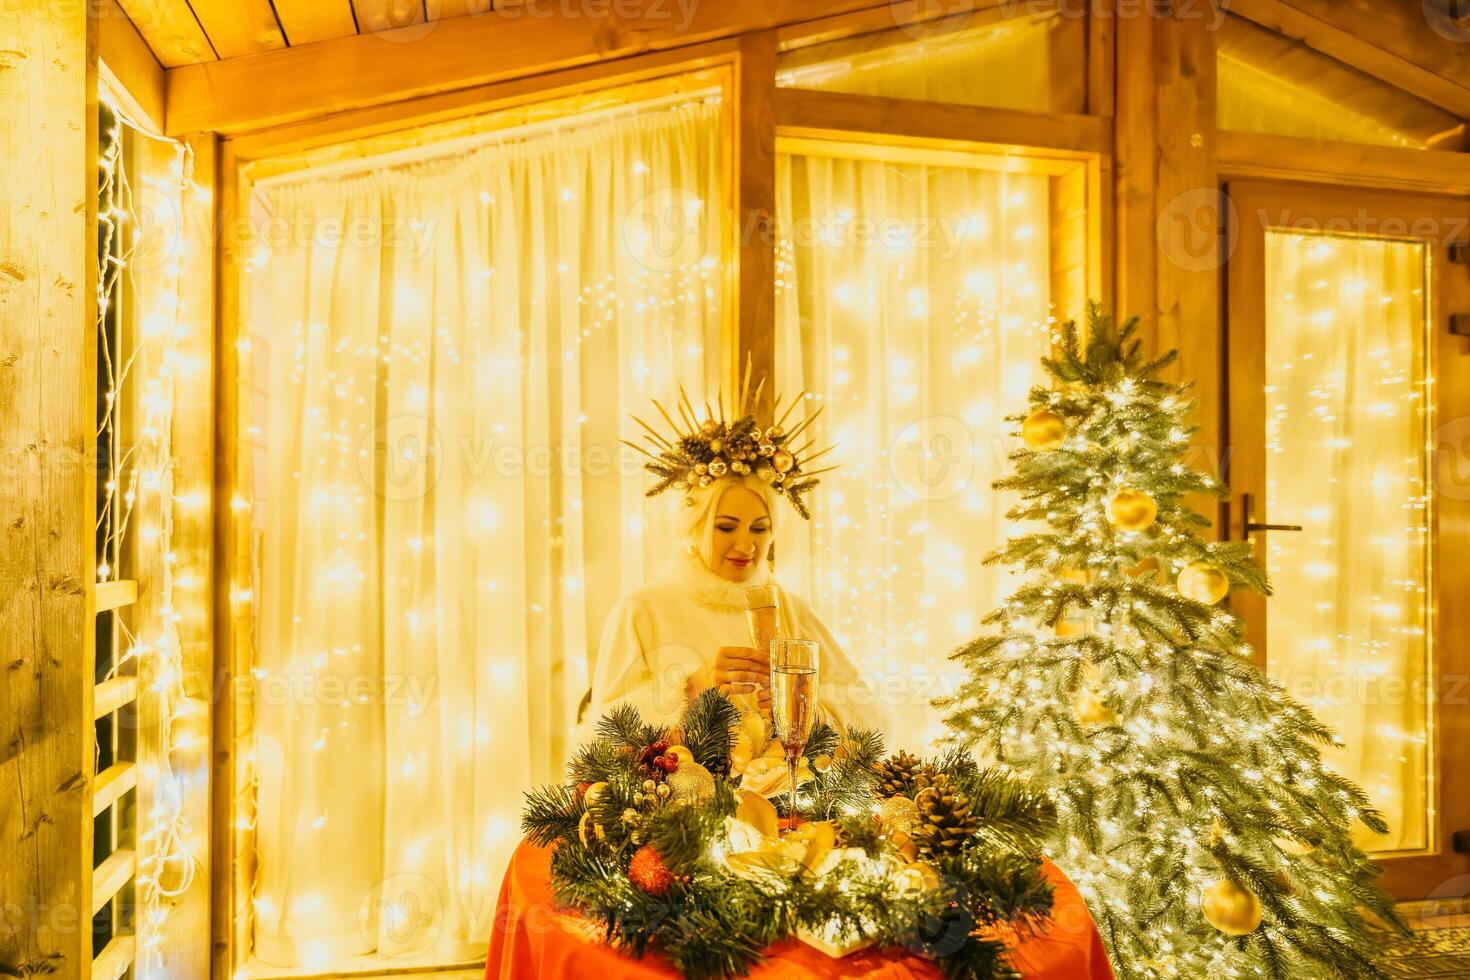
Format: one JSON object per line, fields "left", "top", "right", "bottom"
{"left": 712, "top": 645, "right": 771, "bottom": 712}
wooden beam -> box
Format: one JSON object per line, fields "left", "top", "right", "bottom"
{"left": 92, "top": 934, "right": 136, "bottom": 980}
{"left": 1218, "top": 129, "right": 1470, "bottom": 195}
{"left": 165, "top": 0, "right": 895, "bottom": 135}
{"left": 775, "top": 87, "right": 1112, "bottom": 162}
{"left": 93, "top": 761, "right": 138, "bottom": 818}
{"left": 91, "top": 848, "right": 136, "bottom": 916}
{"left": 94, "top": 677, "right": 139, "bottom": 720}
{"left": 96, "top": 578, "right": 138, "bottom": 612}
{"left": 0, "top": 6, "right": 98, "bottom": 977}
{"left": 98, "top": 0, "right": 167, "bottom": 132}
{"left": 1228, "top": 0, "right": 1470, "bottom": 119}
{"left": 211, "top": 136, "right": 247, "bottom": 980}
{"left": 1114, "top": 4, "right": 1224, "bottom": 504}
{"left": 735, "top": 32, "right": 778, "bottom": 415}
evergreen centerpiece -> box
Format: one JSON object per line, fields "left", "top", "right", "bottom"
{"left": 523, "top": 690, "right": 1058, "bottom": 980}
{"left": 942, "top": 305, "right": 1406, "bottom": 979}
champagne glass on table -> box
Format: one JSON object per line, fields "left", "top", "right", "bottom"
{"left": 769, "top": 638, "right": 819, "bottom": 822}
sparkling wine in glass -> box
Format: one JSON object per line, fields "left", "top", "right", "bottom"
{"left": 769, "top": 638, "right": 819, "bottom": 821}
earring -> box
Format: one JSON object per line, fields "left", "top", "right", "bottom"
{"left": 686, "top": 542, "right": 698, "bottom": 556}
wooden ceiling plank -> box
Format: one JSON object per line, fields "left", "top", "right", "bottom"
{"left": 1229, "top": 0, "right": 1470, "bottom": 119}
{"left": 165, "top": 0, "right": 895, "bottom": 135}
{"left": 114, "top": 0, "right": 216, "bottom": 67}
{"left": 272, "top": 0, "right": 359, "bottom": 45}
{"left": 431, "top": 0, "right": 494, "bottom": 21}
{"left": 354, "top": 0, "right": 427, "bottom": 35}
{"left": 187, "top": 0, "right": 286, "bottom": 58}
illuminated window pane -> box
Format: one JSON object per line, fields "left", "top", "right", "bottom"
{"left": 1219, "top": 14, "right": 1466, "bottom": 150}
{"left": 775, "top": 152, "right": 1055, "bottom": 750}
{"left": 777, "top": 10, "right": 1083, "bottom": 113}
{"left": 1263, "top": 230, "right": 1431, "bottom": 852}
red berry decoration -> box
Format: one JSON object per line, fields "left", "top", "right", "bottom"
{"left": 628, "top": 844, "right": 675, "bottom": 897}
{"left": 576, "top": 781, "right": 591, "bottom": 799}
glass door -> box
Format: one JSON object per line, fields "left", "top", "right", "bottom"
{"left": 1226, "top": 180, "right": 1470, "bottom": 898}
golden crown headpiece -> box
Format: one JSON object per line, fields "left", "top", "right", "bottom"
{"left": 623, "top": 359, "right": 836, "bottom": 520}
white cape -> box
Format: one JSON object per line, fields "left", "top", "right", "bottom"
{"left": 577, "top": 547, "right": 887, "bottom": 744}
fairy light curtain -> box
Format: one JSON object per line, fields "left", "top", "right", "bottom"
{"left": 95, "top": 91, "right": 212, "bottom": 974}
{"left": 246, "top": 96, "right": 723, "bottom": 967}
{"left": 773, "top": 153, "right": 1053, "bottom": 750}
{"left": 1262, "top": 231, "right": 1431, "bottom": 852}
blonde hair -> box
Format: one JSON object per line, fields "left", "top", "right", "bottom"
{"left": 678, "top": 475, "right": 780, "bottom": 571}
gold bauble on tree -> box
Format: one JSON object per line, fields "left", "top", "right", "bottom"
{"left": 1021, "top": 409, "right": 1068, "bottom": 450}
{"left": 1107, "top": 488, "right": 1157, "bottom": 532}
{"left": 876, "top": 796, "right": 920, "bottom": 836}
{"left": 667, "top": 761, "right": 716, "bottom": 805}
{"left": 1201, "top": 878, "right": 1263, "bottom": 936}
{"left": 1177, "top": 561, "right": 1230, "bottom": 605}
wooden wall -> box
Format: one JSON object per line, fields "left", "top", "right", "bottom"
{"left": 0, "top": 5, "right": 99, "bottom": 978}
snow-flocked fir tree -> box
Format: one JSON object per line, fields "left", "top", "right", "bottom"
{"left": 942, "top": 305, "right": 1404, "bottom": 979}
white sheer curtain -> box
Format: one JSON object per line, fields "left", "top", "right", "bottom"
{"left": 774, "top": 153, "right": 1053, "bottom": 750}
{"left": 1262, "top": 231, "right": 1431, "bottom": 852}
{"left": 248, "top": 96, "right": 723, "bottom": 967}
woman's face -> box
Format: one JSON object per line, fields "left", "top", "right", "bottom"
{"left": 708, "top": 485, "right": 772, "bottom": 583}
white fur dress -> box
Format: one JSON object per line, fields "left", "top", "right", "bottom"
{"left": 578, "top": 546, "right": 886, "bottom": 744}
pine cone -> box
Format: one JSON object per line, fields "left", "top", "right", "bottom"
{"left": 913, "top": 775, "right": 981, "bottom": 858}
{"left": 874, "top": 751, "right": 932, "bottom": 798}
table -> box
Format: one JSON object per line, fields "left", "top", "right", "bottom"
{"left": 486, "top": 839, "right": 1116, "bottom": 980}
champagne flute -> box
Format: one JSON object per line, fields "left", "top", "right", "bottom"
{"left": 769, "top": 638, "right": 819, "bottom": 822}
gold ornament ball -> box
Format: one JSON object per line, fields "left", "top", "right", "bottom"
{"left": 1177, "top": 562, "right": 1230, "bottom": 605}
{"left": 1073, "top": 689, "right": 1116, "bottom": 726}
{"left": 1201, "top": 878, "right": 1263, "bottom": 936}
{"left": 1107, "top": 488, "right": 1157, "bottom": 532}
{"left": 771, "top": 449, "right": 795, "bottom": 473}
{"left": 877, "top": 796, "right": 921, "bottom": 836}
{"left": 583, "top": 781, "right": 609, "bottom": 807}
{"left": 667, "top": 761, "right": 715, "bottom": 805}
{"left": 1021, "top": 409, "right": 1068, "bottom": 451}
{"left": 667, "top": 744, "right": 695, "bottom": 767}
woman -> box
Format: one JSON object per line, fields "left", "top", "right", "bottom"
{"left": 579, "top": 392, "right": 885, "bottom": 743}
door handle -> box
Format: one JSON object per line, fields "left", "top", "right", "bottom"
{"left": 1241, "top": 493, "right": 1303, "bottom": 536}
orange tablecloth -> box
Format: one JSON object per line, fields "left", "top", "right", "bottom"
{"left": 486, "top": 839, "right": 1115, "bottom": 980}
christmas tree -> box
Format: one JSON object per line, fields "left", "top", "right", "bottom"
{"left": 942, "top": 305, "right": 1404, "bottom": 979}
